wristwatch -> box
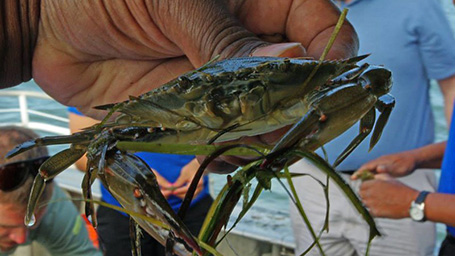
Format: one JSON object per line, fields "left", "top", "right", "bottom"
{"left": 409, "top": 191, "right": 430, "bottom": 222}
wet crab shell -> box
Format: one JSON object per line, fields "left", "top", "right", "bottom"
{"left": 99, "top": 56, "right": 367, "bottom": 143}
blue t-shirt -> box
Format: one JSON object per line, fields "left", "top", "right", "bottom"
{"left": 68, "top": 107, "right": 210, "bottom": 213}
{"left": 438, "top": 102, "right": 455, "bottom": 236}
{"left": 324, "top": 0, "right": 455, "bottom": 170}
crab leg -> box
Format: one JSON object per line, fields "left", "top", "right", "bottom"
{"left": 25, "top": 147, "right": 85, "bottom": 225}
{"left": 101, "top": 151, "right": 202, "bottom": 256}
{"left": 333, "top": 108, "right": 375, "bottom": 167}
{"left": 6, "top": 131, "right": 93, "bottom": 159}
{"left": 25, "top": 174, "right": 45, "bottom": 226}
{"left": 330, "top": 63, "right": 370, "bottom": 86}
{"left": 270, "top": 109, "right": 321, "bottom": 153}
{"left": 81, "top": 164, "right": 99, "bottom": 227}
{"left": 369, "top": 93, "right": 395, "bottom": 150}
{"left": 268, "top": 81, "right": 377, "bottom": 166}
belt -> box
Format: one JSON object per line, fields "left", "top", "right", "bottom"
{"left": 447, "top": 233, "right": 455, "bottom": 243}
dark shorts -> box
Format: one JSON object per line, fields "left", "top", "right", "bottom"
{"left": 96, "top": 196, "right": 213, "bottom": 256}
{"left": 439, "top": 233, "right": 455, "bottom": 256}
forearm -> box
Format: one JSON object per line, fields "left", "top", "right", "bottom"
{"left": 425, "top": 193, "right": 455, "bottom": 226}
{"left": 439, "top": 75, "right": 455, "bottom": 125}
{"left": 409, "top": 141, "right": 446, "bottom": 169}
{"left": 0, "top": 0, "right": 41, "bottom": 88}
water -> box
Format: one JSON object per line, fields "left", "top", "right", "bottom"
{"left": 1, "top": 1, "right": 454, "bottom": 251}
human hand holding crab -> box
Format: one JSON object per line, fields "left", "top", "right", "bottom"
{"left": 2, "top": 0, "right": 358, "bottom": 173}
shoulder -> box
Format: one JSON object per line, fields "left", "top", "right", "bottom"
{"left": 411, "top": 0, "right": 447, "bottom": 17}
{"left": 386, "top": 0, "right": 445, "bottom": 17}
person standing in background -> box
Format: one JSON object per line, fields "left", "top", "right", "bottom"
{"left": 354, "top": 2, "right": 455, "bottom": 255}
{"left": 289, "top": 0, "right": 455, "bottom": 255}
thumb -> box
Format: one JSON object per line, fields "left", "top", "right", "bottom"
{"left": 251, "top": 43, "right": 307, "bottom": 58}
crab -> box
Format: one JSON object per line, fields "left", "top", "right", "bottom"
{"left": 7, "top": 55, "right": 393, "bottom": 256}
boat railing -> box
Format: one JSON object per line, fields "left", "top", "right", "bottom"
{"left": 0, "top": 90, "right": 70, "bottom": 135}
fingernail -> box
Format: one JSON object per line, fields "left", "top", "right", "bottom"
{"left": 251, "top": 43, "right": 306, "bottom": 58}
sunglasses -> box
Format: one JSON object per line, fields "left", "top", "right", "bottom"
{"left": 0, "top": 156, "right": 50, "bottom": 192}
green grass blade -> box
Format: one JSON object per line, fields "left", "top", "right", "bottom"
{"left": 216, "top": 181, "right": 264, "bottom": 244}
{"left": 116, "top": 142, "right": 270, "bottom": 156}
{"left": 283, "top": 164, "right": 326, "bottom": 256}
{"left": 293, "top": 150, "right": 380, "bottom": 241}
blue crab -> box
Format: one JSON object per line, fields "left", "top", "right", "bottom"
{"left": 7, "top": 55, "right": 393, "bottom": 256}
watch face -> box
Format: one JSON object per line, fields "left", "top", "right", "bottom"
{"left": 410, "top": 205, "right": 424, "bottom": 221}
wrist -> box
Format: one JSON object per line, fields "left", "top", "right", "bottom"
{"left": 408, "top": 142, "right": 445, "bottom": 169}
{"left": 0, "top": 0, "right": 41, "bottom": 88}
{"left": 409, "top": 190, "right": 430, "bottom": 222}
{"left": 404, "top": 189, "right": 420, "bottom": 217}
{"left": 405, "top": 149, "right": 419, "bottom": 171}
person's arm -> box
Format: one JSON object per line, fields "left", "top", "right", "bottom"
{"left": 352, "top": 141, "right": 446, "bottom": 179}
{"left": 359, "top": 176, "right": 455, "bottom": 227}
{"left": 425, "top": 192, "right": 455, "bottom": 226}
{"left": 438, "top": 74, "right": 455, "bottom": 125}
{"left": 0, "top": 0, "right": 40, "bottom": 88}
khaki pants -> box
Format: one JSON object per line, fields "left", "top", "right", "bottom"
{"left": 289, "top": 159, "right": 437, "bottom": 256}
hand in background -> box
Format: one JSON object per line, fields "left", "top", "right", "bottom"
{"left": 151, "top": 170, "right": 174, "bottom": 199}
{"left": 351, "top": 142, "right": 445, "bottom": 180}
{"left": 171, "top": 159, "right": 205, "bottom": 200}
{"left": 351, "top": 151, "right": 417, "bottom": 180}
{"left": 359, "top": 174, "right": 419, "bottom": 218}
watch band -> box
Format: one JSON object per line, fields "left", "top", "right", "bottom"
{"left": 413, "top": 190, "right": 430, "bottom": 222}
{"left": 415, "top": 191, "right": 430, "bottom": 204}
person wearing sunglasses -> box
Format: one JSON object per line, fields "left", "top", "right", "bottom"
{"left": 0, "top": 126, "right": 101, "bottom": 256}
